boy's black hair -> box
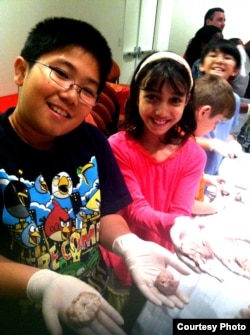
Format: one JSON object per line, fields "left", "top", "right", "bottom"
{"left": 200, "top": 39, "right": 241, "bottom": 69}
{"left": 21, "top": 17, "right": 112, "bottom": 92}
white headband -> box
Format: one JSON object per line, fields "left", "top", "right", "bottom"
{"left": 135, "top": 51, "right": 193, "bottom": 90}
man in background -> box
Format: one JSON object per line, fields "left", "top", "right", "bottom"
{"left": 204, "top": 7, "right": 226, "bottom": 31}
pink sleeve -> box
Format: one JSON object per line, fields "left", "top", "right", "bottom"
{"left": 109, "top": 133, "right": 206, "bottom": 236}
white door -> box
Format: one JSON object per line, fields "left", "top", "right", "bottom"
{"left": 120, "top": 0, "right": 173, "bottom": 84}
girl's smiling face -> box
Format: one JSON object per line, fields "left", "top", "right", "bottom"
{"left": 199, "top": 49, "right": 239, "bottom": 81}
{"left": 138, "top": 83, "right": 189, "bottom": 140}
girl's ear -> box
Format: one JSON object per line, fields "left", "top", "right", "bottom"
{"left": 14, "top": 57, "right": 28, "bottom": 86}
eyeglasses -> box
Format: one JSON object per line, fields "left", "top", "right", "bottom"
{"left": 29, "top": 60, "right": 98, "bottom": 107}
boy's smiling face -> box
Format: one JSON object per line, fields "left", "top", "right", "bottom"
{"left": 11, "top": 46, "right": 100, "bottom": 149}
{"left": 199, "top": 49, "right": 239, "bottom": 81}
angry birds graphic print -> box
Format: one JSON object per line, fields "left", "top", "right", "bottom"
{"left": 0, "top": 156, "right": 108, "bottom": 293}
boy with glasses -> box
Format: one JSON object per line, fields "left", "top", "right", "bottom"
{"left": 0, "top": 17, "right": 190, "bottom": 335}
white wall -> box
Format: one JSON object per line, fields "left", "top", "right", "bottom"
{"left": 0, "top": 0, "right": 125, "bottom": 96}
{"left": 169, "top": 0, "right": 250, "bottom": 56}
{"left": 0, "top": 0, "right": 249, "bottom": 97}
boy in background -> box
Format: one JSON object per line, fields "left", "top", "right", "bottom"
{"left": 192, "top": 74, "right": 236, "bottom": 215}
{"left": 196, "top": 39, "right": 243, "bottom": 175}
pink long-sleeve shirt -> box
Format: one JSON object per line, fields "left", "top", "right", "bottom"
{"left": 102, "top": 131, "right": 206, "bottom": 286}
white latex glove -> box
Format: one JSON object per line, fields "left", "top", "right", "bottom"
{"left": 210, "top": 138, "right": 243, "bottom": 158}
{"left": 227, "top": 139, "right": 243, "bottom": 158}
{"left": 170, "top": 216, "right": 205, "bottom": 272}
{"left": 27, "top": 270, "right": 125, "bottom": 335}
{"left": 171, "top": 218, "right": 227, "bottom": 282}
{"left": 112, "top": 233, "right": 190, "bottom": 309}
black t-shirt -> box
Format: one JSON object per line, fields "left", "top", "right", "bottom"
{"left": 0, "top": 109, "right": 132, "bottom": 334}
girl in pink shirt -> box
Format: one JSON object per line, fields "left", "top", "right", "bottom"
{"left": 101, "top": 52, "right": 206, "bottom": 330}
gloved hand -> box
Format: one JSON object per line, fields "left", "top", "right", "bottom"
{"left": 210, "top": 138, "right": 243, "bottom": 158}
{"left": 112, "top": 233, "right": 190, "bottom": 309}
{"left": 170, "top": 216, "right": 205, "bottom": 273}
{"left": 27, "top": 270, "right": 125, "bottom": 335}
{"left": 227, "top": 139, "right": 243, "bottom": 158}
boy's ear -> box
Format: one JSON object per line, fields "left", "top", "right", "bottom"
{"left": 196, "top": 105, "right": 212, "bottom": 119}
{"left": 14, "top": 57, "right": 28, "bottom": 86}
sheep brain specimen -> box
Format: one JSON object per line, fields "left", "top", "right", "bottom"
{"left": 155, "top": 270, "right": 179, "bottom": 295}
{"left": 66, "top": 292, "right": 101, "bottom": 327}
